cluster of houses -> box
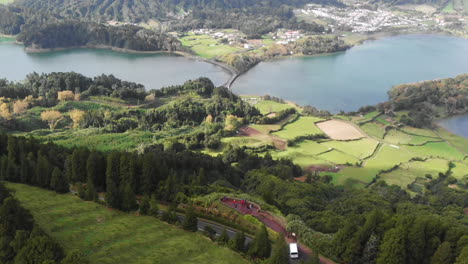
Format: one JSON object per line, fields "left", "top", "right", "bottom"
{"left": 272, "top": 30, "right": 304, "bottom": 44}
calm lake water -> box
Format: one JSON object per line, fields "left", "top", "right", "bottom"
{"left": 232, "top": 34, "right": 468, "bottom": 113}
{"left": 437, "top": 115, "right": 468, "bottom": 138}
{"left": 0, "top": 40, "right": 230, "bottom": 90}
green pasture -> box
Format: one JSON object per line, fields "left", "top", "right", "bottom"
{"left": 355, "top": 111, "right": 380, "bottom": 124}
{"left": 384, "top": 128, "right": 439, "bottom": 145}
{"left": 407, "top": 142, "right": 466, "bottom": 161}
{"left": 451, "top": 162, "right": 468, "bottom": 180}
{"left": 6, "top": 183, "right": 246, "bottom": 264}
{"left": 222, "top": 136, "right": 272, "bottom": 148}
{"left": 365, "top": 144, "right": 416, "bottom": 170}
{"left": 435, "top": 127, "right": 468, "bottom": 154}
{"left": 179, "top": 33, "right": 242, "bottom": 58}
{"left": 0, "top": 0, "right": 14, "bottom": 4}
{"left": 272, "top": 116, "right": 324, "bottom": 141}
{"left": 271, "top": 140, "right": 330, "bottom": 167}
{"left": 250, "top": 124, "right": 281, "bottom": 134}
{"left": 321, "top": 138, "right": 379, "bottom": 159}
{"left": 252, "top": 100, "right": 295, "bottom": 115}
{"left": 399, "top": 126, "right": 439, "bottom": 138}
{"left": 322, "top": 167, "right": 379, "bottom": 187}
{"left": 379, "top": 159, "right": 449, "bottom": 190}
{"left": 360, "top": 122, "right": 386, "bottom": 139}
{"left": 316, "top": 150, "right": 360, "bottom": 165}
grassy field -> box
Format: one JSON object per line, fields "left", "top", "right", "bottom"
{"left": 6, "top": 183, "right": 247, "bottom": 264}
{"left": 435, "top": 127, "right": 468, "bottom": 154}
{"left": 222, "top": 136, "right": 272, "bottom": 148}
{"left": 316, "top": 150, "right": 360, "bottom": 165}
{"left": 0, "top": 0, "right": 14, "bottom": 4}
{"left": 407, "top": 142, "right": 466, "bottom": 161}
{"left": 179, "top": 33, "right": 242, "bottom": 59}
{"left": 321, "top": 138, "right": 379, "bottom": 159}
{"left": 271, "top": 140, "right": 330, "bottom": 167}
{"left": 322, "top": 167, "right": 380, "bottom": 187}
{"left": 399, "top": 126, "right": 439, "bottom": 138}
{"left": 379, "top": 159, "right": 449, "bottom": 190}
{"left": 384, "top": 129, "right": 439, "bottom": 145}
{"left": 451, "top": 162, "right": 468, "bottom": 180}
{"left": 365, "top": 144, "right": 416, "bottom": 170}
{"left": 360, "top": 122, "right": 386, "bottom": 139}
{"left": 272, "top": 116, "right": 324, "bottom": 140}
{"left": 252, "top": 100, "right": 295, "bottom": 115}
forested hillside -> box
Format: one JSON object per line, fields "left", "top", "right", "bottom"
{"left": 18, "top": 20, "right": 182, "bottom": 51}
{"left": 387, "top": 74, "right": 468, "bottom": 127}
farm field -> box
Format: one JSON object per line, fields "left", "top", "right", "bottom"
{"left": 435, "top": 127, "right": 468, "bottom": 154}
{"left": 316, "top": 119, "right": 365, "bottom": 140}
{"left": 399, "top": 126, "right": 439, "bottom": 138}
{"left": 271, "top": 140, "right": 330, "bottom": 167}
{"left": 322, "top": 167, "right": 380, "bottom": 187}
{"left": 6, "top": 183, "right": 247, "bottom": 264}
{"left": 316, "top": 150, "right": 360, "bottom": 165}
{"left": 251, "top": 100, "right": 295, "bottom": 115}
{"left": 179, "top": 33, "right": 242, "bottom": 58}
{"left": 272, "top": 116, "right": 324, "bottom": 140}
{"left": 360, "top": 122, "right": 386, "bottom": 139}
{"left": 364, "top": 144, "right": 416, "bottom": 170}
{"left": 379, "top": 159, "right": 449, "bottom": 190}
{"left": 451, "top": 162, "right": 468, "bottom": 180}
{"left": 384, "top": 129, "right": 439, "bottom": 145}
{"left": 407, "top": 142, "right": 466, "bottom": 161}
{"left": 321, "top": 138, "right": 379, "bottom": 159}
{"left": 222, "top": 136, "right": 272, "bottom": 148}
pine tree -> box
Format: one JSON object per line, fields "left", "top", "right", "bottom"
{"left": 218, "top": 229, "right": 230, "bottom": 245}
{"left": 142, "top": 152, "right": 156, "bottom": 195}
{"left": 120, "top": 183, "right": 137, "bottom": 212}
{"left": 148, "top": 193, "right": 159, "bottom": 217}
{"left": 230, "top": 231, "right": 246, "bottom": 252}
{"left": 431, "top": 242, "right": 452, "bottom": 264}
{"left": 182, "top": 206, "right": 198, "bottom": 232}
{"left": 139, "top": 195, "right": 150, "bottom": 215}
{"left": 376, "top": 225, "right": 407, "bottom": 264}
{"left": 50, "top": 167, "right": 69, "bottom": 194}
{"left": 105, "top": 152, "right": 121, "bottom": 209}
{"left": 248, "top": 225, "right": 271, "bottom": 258}
{"left": 85, "top": 177, "right": 97, "bottom": 202}
{"left": 86, "top": 151, "right": 105, "bottom": 191}
{"left": 268, "top": 237, "right": 289, "bottom": 264}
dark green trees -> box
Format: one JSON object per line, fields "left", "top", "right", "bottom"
{"left": 249, "top": 225, "right": 271, "bottom": 258}
{"left": 182, "top": 206, "right": 198, "bottom": 232}
{"left": 268, "top": 237, "right": 289, "bottom": 264}
{"left": 50, "top": 167, "right": 69, "bottom": 194}
{"left": 229, "top": 231, "right": 246, "bottom": 252}
{"left": 431, "top": 242, "right": 452, "bottom": 264}
{"left": 105, "top": 152, "right": 121, "bottom": 209}
{"left": 218, "top": 229, "right": 230, "bottom": 245}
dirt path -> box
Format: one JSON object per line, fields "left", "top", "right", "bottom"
{"left": 221, "top": 198, "right": 336, "bottom": 264}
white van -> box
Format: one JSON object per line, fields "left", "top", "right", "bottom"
{"left": 289, "top": 243, "right": 299, "bottom": 259}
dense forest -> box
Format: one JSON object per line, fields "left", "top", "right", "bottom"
{"left": 0, "top": 181, "right": 87, "bottom": 264}
{"left": 290, "top": 36, "right": 351, "bottom": 55}
{"left": 17, "top": 20, "right": 182, "bottom": 51}
{"left": 387, "top": 74, "right": 468, "bottom": 127}
{"left": 1, "top": 131, "right": 467, "bottom": 264}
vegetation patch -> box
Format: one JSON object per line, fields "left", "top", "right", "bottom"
{"left": 360, "top": 122, "right": 386, "bottom": 139}
{"left": 271, "top": 140, "right": 331, "bottom": 167}
{"left": 272, "top": 116, "right": 324, "bottom": 141}
{"left": 384, "top": 128, "right": 439, "bottom": 145}
{"left": 407, "top": 142, "right": 466, "bottom": 161}
{"left": 365, "top": 144, "right": 417, "bottom": 170}
{"left": 435, "top": 127, "right": 468, "bottom": 154}
{"left": 321, "top": 138, "right": 379, "bottom": 159}
{"left": 251, "top": 100, "right": 295, "bottom": 115}
{"left": 316, "top": 150, "right": 360, "bottom": 165}
{"left": 7, "top": 183, "right": 247, "bottom": 264}
{"left": 379, "top": 159, "right": 449, "bottom": 190}
{"left": 322, "top": 167, "right": 380, "bottom": 186}
{"left": 450, "top": 162, "right": 468, "bottom": 180}
{"left": 180, "top": 33, "right": 243, "bottom": 59}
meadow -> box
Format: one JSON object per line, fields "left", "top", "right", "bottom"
{"left": 360, "top": 122, "right": 386, "bottom": 139}
{"left": 180, "top": 33, "right": 242, "bottom": 59}
{"left": 252, "top": 100, "right": 296, "bottom": 115}
{"left": 272, "top": 116, "right": 324, "bottom": 140}
{"left": 384, "top": 128, "right": 439, "bottom": 145}
{"left": 7, "top": 183, "right": 247, "bottom": 264}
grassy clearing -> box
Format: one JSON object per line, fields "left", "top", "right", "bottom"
{"left": 316, "top": 150, "right": 360, "bottom": 165}
{"left": 222, "top": 136, "right": 272, "bottom": 148}
{"left": 250, "top": 124, "right": 281, "bottom": 134}
{"left": 321, "top": 138, "right": 379, "bottom": 159}
{"left": 384, "top": 129, "right": 439, "bottom": 145}
{"left": 6, "top": 183, "right": 246, "bottom": 264}
{"left": 23, "top": 128, "right": 159, "bottom": 152}
{"left": 272, "top": 116, "right": 324, "bottom": 141}
{"left": 179, "top": 33, "right": 242, "bottom": 59}
{"left": 435, "top": 127, "right": 468, "bottom": 154}
{"left": 355, "top": 111, "right": 380, "bottom": 124}
{"left": 451, "top": 162, "right": 468, "bottom": 180}
{"left": 399, "top": 126, "right": 439, "bottom": 138}
{"left": 0, "top": 0, "right": 14, "bottom": 4}
{"left": 379, "top": 159, "right": 449, "bottom": 189}
{"left": 360, "top": 122, "right": 386, "bottom": 139}
{"left": 407, "top": 142, "right": 466, "bottom": 161}
{"left": 252, "top": 100, "right": 295, "bottom": 115}
{"left": 365, "top": 144, "right": 416, "bottom": 170}
{"left": 322, "top": 167, "right": 379, "bottom": 186}
{"left": 271, "top": 140, "right": 330, "bottom": 167}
